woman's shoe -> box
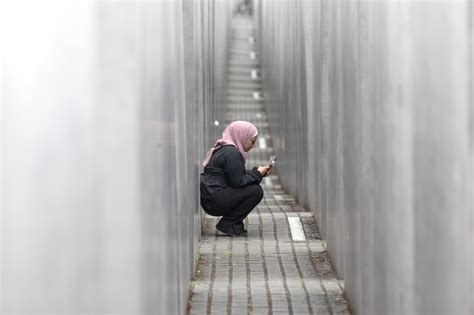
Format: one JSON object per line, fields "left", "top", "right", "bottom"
{"left": 215, "top": 225, "right": 240, "bottom": 237}
{"left": 216, "top": 224, "right": 247, "bottom": 237}
{"left": 236, "top": 222, "right": 247, "bottom": 235}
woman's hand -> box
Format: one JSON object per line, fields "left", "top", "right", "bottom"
{"left": 257, "top": 165, "right": 272, "bottom": 177}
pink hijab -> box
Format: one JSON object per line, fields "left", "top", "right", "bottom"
{"left": 202, "top": 121, "right": 258, "bottom": 167}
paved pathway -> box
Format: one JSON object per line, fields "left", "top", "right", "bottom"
{"left": 187, "top": 15, "right": 351, "bottom": 315}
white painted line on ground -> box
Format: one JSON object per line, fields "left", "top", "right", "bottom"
{"left": 251, "top": 69, "right": 258, "bottom": 79}
{"left": 253, "top": 92, "right": 260, "bottom": 99}
{"left": 288, "top": 217, "right": 306, "bottom": 241}
{"left": 258, "top": 137, "right": 267, "bottom": 149}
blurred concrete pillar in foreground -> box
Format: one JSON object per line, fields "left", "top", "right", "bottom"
{"left": 0, "top": 0, "right": 235, "bottom": 314}
{"left": 255, "top": 0, "right": 473, "bottom": 314}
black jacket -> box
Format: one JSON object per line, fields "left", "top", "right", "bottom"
{"left": 200, "top": 145, "right": 262, "bottom": 200}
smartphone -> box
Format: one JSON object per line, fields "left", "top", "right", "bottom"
{"left": 267, "top": 154, "right": 277, "bottom": 166}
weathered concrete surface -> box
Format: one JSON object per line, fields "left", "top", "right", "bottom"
{"left": 0, "top": 1, "right": 235, "bottom": 314}
{"left": 255, "top": 1, "right": 473, "bottom": 314}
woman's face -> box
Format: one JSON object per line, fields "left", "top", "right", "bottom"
{"left": 244, "top": 136, "right": 257, "bottom": 152}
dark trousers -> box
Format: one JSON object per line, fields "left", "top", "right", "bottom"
{"left": 201, "top": 184, "right": 264, "bottom": 228}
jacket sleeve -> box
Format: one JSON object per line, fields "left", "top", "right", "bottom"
{"left": 224, "top": 151, "right": 262, "bottom": 187}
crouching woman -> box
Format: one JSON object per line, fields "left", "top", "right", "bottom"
{"left": 200, "top": 121, "right": 271, "bottom": 236}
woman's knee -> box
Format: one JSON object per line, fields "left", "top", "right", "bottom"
{"left": 251, "top": 184, "right": 264, "bottom": 202}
